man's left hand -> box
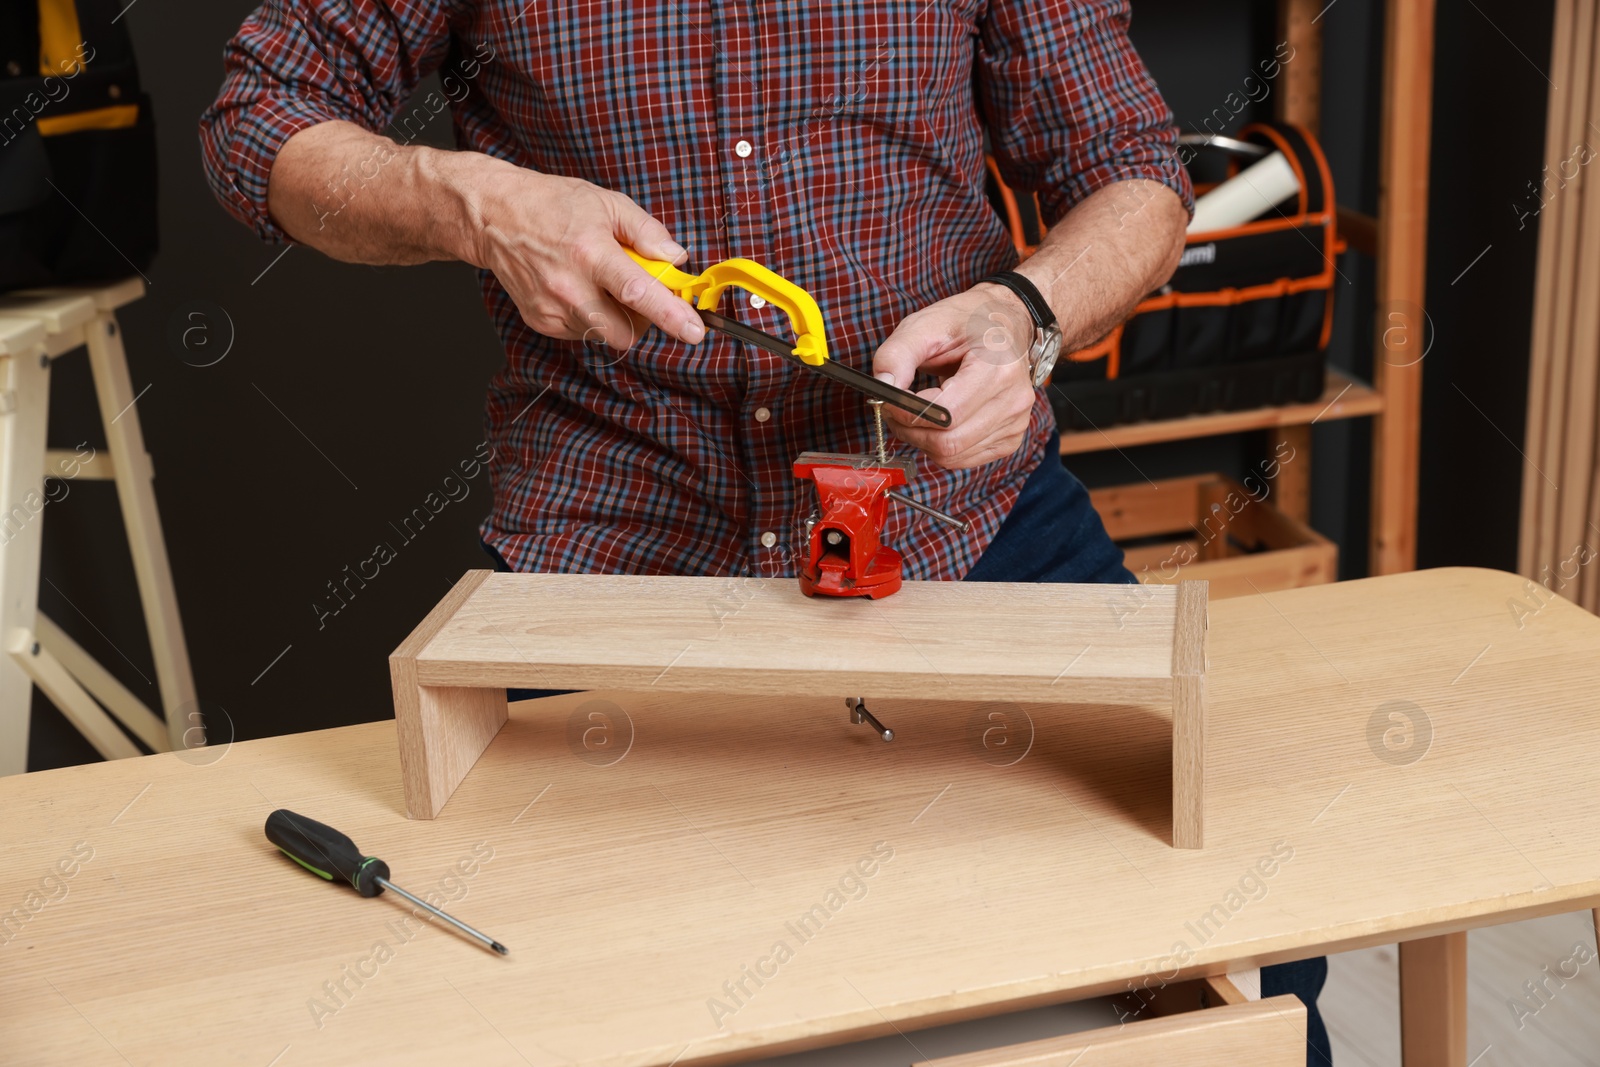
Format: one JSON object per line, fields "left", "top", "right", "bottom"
{"left": 871, "top": 283, "right": 1039, "bottom": 470}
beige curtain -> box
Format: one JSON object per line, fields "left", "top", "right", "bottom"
{"left": 1521, "top": 0, "right": 1600, "bottom": 612}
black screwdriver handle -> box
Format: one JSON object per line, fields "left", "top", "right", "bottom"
{"left": 265, "top": 809, "right": 390, "bottom": 897}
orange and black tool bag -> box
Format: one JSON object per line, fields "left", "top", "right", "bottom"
{"left": 988, "top": 122, "right": 1341, "bottom": 430}
{"left": 0, "top": 0, "right": 157, "bottom": 290}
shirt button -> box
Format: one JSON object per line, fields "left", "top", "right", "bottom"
{"left": 735, "top": 139, "right": 753, "bottom": 158}
{"left": 755, "top": 407, "right": 771, "bottom": 423}
{"left": 749, "top": 293, "right": 767, "bottom": 309}
{"left": 760, "top": 531, "right": 777, "bottom": 548}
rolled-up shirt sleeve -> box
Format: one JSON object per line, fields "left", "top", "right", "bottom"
{"left": 977, "top": 0, "right": 1193, "bottom": 226}
{"left": 199, "top": 0, "right": 459, "bottom": 242}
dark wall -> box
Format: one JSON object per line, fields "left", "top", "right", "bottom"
{"left": 1417, "top": 2, "right": 1552, "bottom": 569}
{"left": 27, "top": 0, "right": 1553, "bottom": 769}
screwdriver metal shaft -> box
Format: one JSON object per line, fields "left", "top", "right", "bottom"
{"left": 377, "top": 876, "right": 508, "bottom": 955}
{"left": 264, "top": 809, "right": 510, "bottom": 957}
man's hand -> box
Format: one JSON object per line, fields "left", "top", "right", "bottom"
{"left": 872, "top": 284, "right": 1038, "bottom": 470}
{"left": 457, "top": 160, "right": 705, "bottom": 351}
{"left": 267, "top": 121, "right": 704, "bottom": 351}
{"left": 872, "top": 178, "right": 1188, "bottom": 470}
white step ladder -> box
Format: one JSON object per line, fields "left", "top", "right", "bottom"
{"left": 0, "top": 278, "right": 198, "bottom": 770}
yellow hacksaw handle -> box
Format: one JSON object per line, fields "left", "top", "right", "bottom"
{"left": 626, "top": 248, "right": 829, "bottom": 366}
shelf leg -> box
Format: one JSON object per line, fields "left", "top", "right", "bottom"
{"left": 1278, "top": 0, "right": 1324, "bottom": 130}
{"left": 392, "top": 673, "right": 508, "bottom": 820}
{"left": 1370, "top": 0, "right": 1435, "bottom": 574}
{"left": 1267, "top": 425, "right": 1312, "bottom": 525}
{"left": 389, "top": 570, "right": 506, "bottom": 818}
{"left": 1172, "top": 581, "right": 1209, "bottom": 848}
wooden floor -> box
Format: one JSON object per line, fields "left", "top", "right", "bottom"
{"left": 745, "top": 912, "right": 1600, "bottom": 1066}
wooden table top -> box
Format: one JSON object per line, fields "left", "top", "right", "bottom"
{"left": 5, "top": 568, "right": 1598, "bottom": 1067}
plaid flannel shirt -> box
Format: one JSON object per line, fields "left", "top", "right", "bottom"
{"left": 201, "top": 0, "right": 1189, "bottom": 580}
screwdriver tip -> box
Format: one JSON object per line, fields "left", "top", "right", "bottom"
{"left": 492, "top": 941, "right": 510, "bottom": 956}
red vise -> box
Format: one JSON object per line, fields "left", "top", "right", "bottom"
{"left": 792, "top": 451, "right": 914, "bottom": 599}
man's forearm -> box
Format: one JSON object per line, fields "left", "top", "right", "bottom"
{"left": 1009, "top": 179, "right": 1188, "bottom": 351}
{"left": 266, "top": 120, "right": 702, "bottom": 347}
{"left": 267, "top": 120, "right": 487, "bottom": 266}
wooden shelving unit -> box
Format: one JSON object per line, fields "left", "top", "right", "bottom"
{"left": 1063, "top": 0, "right": 1433, "bottom": 577}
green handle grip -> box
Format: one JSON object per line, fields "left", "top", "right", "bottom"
{"left": 265, "top": 809, "right": 389, "bottom": 897}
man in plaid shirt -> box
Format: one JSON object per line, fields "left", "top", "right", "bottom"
{"left": 202, "top": 0, "right": 1327, "bottom": 1054}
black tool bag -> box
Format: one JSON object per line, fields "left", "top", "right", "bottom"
{"left": 0, "top": 0, "right": 158, "bottom": 291}
{"left": 987, "top": 122, "right": 1341, "bottom": 430}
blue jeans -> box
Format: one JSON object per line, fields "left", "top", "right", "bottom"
{"left": 963, "top": 448, "right": 1138, "bottom": 585}
{"left": 482, "top": 452, "right": 1331, "bottom": 1062}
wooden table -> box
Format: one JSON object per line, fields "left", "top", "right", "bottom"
{"left": 4, "top": 568, "right": 1597, "bottom": 1066}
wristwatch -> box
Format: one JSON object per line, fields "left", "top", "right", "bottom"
{"left": 980, "top": 270, "right": 1063, "bottom": 388}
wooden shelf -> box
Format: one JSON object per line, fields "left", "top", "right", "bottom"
{"left": 392, "top": 571, "right": 1211, "bottom": 842}
{"left": 1058, "top": 368, "right": 1383, "bottom": 456}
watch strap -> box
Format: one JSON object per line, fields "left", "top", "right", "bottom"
{"left": 979, "top": 270, "right": 1057, "bottom": 330}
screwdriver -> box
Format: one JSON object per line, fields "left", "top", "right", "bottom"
{"left": 264, "top": 808, "right": 509, "bottom": 956}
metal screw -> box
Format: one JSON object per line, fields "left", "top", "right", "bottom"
{"left": 886, "top": 490, "right": 970, "bottom": 531}
{"left": 846, "top": 697, "right": 893, "bottom": 742}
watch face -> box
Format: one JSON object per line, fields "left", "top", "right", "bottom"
{"left": 1032, "top": 328, "right": 1063, "bottom": 387}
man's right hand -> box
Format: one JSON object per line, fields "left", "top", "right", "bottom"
{"left": 267, "top": 121, "right": 703, "bottom": 351}
{"left": 454, "top": 158, "right": 705, "bottom": 350}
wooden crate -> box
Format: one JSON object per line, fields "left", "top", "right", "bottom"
{"left": 1090, "top": 473, "right": 1337, "bottom": 599}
